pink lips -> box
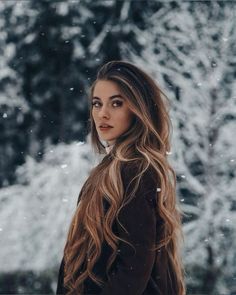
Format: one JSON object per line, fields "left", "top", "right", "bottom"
{"left": 99, "top": 126, "right": 113, "bottom": 131}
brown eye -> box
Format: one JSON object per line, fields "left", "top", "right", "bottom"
{"left": 113, "top": 101, "right": 123, "bottom": 107}
{"left": 91, "top": 101, "right": 101, "bottom": 108}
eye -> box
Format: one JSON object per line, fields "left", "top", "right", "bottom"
{"left": 91, "top": 100, "right": 123, "bottom": 108}
{"left": 113, "top": 100, "right": 123, "bottom": 107}
{"left": 91, "top": 101, "right": 101, "bottom": 108}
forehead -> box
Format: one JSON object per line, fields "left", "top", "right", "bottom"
{"left": 93, "top": 80, "right": 121, "bottom": 98}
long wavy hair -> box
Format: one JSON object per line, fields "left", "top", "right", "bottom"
{"left": 63, "top": 60, "right": 186, "bottom": 295}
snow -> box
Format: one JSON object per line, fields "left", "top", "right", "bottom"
{"left": 0, "top": 139, "right": 102, "bottom": 272}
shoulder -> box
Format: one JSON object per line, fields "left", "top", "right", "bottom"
{"left": 120, "top": 160, "right": 158, "bottom": 207}
{"left": 121, "top": 160, "right": 157, "bottom": 185}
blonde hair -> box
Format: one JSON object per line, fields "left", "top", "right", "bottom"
{"left": 63, "top": 60, "right": 186, "bottom": 294}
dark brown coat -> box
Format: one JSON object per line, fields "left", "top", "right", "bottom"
{"left": 56, "top": 161, "right": 164, "bottom": 294}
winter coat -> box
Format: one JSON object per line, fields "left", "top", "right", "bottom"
{"left": 56, "top": 159, "right": 164, "bottom": 295}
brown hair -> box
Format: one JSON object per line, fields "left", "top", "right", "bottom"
{"left": 63, "top": 60, "right": 186, "bottom": 294}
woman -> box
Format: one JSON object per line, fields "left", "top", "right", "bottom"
{"left": 56, "top": 60, "right": 186, "bottom": 295}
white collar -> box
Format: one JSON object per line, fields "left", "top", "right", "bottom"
{"left": 105, "top": 144, "right": 114, "bottom": 154}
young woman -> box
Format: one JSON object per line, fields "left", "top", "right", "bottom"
{"left": 56, "top": 61, "right": 186, "bottom": 295}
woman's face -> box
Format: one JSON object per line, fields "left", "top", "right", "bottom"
{"left": 91, "top": 80, "right": 134, "bottom": 145}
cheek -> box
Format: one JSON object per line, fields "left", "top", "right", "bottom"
{"left": 123, "top": 112, "right": 134, "bottom": 127}
{"left": 91, "top": 110, "right": 96, "bottom": 120}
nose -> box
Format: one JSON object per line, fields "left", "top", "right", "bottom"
{"left": 98, "top": 104, "right": 110, "bottom": 119}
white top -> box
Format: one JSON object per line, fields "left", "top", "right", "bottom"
{"left": 105, "top": 144, "right": 115, "bottom": 154}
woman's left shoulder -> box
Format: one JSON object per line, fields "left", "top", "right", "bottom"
{"left": 121, "top": 160, "right": 158, "bottom": 206}
{"left": 121, "top": 160, "right": 157, "bottom": 183}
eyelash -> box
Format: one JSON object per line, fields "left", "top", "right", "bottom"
{"left": 91, "top": 101, "right": 123, "bottom": 108}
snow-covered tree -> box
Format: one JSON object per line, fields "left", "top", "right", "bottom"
{"left": 122, "top": 2, "right": 236, "bottom": 293}
{"left": 0, "top": 0, "right": 95, "bottom": 186}
{"left": 0, "top": 1, "right": 30, "bottom": 186}
{"left": 0, "top": 138, "right": 101, "bottom": 276}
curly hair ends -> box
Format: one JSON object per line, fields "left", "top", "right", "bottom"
{"left": 63, "top": 60, "right": 186, "bottom": 295}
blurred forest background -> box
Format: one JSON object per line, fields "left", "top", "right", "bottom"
{"left": 0, "top": 1, "right": 236, "bottom": 294}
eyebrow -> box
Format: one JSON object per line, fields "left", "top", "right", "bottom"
{"left": 92, "top": 94, "right": 124, "bottom": 100}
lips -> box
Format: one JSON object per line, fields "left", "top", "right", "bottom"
{"left": 99, "top": 124, "right": 113, "bottom": 131}
{"left": 99, "top": 126, "right": 113, "bottom": 130}
{"left": 99, "top": 124, "right": 113, "bottom": 128}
